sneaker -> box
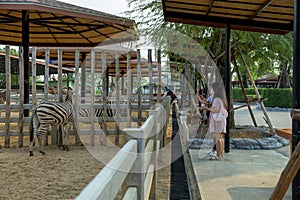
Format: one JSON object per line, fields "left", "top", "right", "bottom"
{"left": 215, "top": 156, "right": 224, "bottom": 161}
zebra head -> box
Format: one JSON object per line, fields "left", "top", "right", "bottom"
{"left": 64, "top": 87, "right": 73, "bottom": 102}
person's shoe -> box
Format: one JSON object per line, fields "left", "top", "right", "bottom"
{"left": 215, "top": 156, "right": 224, "bottom": 161}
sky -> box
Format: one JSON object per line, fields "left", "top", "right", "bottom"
{"left": 59, "top": 0, "right": 129, "bottom": 16}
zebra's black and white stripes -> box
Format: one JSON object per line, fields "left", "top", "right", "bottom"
{"left": 0, "top": 90, "right": 6, "bottom": 104}
{"left": 29, "top": 87, "right": 73, "bottom": 156}
{"left": 78, "top": 104, "right": 115, "bottom": 123}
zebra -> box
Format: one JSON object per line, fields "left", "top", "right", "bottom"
{"left": 0, "top": 90, "right": 6, "bottom": 117}
{"left": 29, "top": 87, "right": 74, "bottom": 156}
{"left": 0, "top": 90, "right": 6, "bottom": 104}
{"left": 78, "top": 103, "right": 115, "bottom": 128}
{"left": 76, "top": 101, "right": 117, "bottom": 144}
{"left": 78, "top": 105, "right": 115, "bottom": 122}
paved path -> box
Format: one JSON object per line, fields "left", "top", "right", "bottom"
{"left": 189, "top": 149, "right": 292, "bottom": 200}
{"left": 189, "top": 104, "right": 293, "bottom": 199}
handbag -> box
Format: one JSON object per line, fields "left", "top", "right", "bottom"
{"left": 212, "top": 98, "right": 228, "bottom": 122}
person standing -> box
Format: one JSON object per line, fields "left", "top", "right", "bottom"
{"left": 201, "top": 84, "right": 228, "bottom": 160}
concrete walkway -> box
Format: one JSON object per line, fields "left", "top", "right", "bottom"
{"left": 189, "top": 148, "right": 292, "bottom": 200}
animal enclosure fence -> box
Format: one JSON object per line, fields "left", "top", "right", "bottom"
{"left": 76, "top": 103, "right": 170, "bottom": 200}
{"left": 0, "top": 45, "right": 165, "bottom": 148}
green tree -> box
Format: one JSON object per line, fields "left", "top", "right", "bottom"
{"left": 126, "top": 0, "right": 293, "bottom": 87}
{"left": 126, "top": 0, "right": 293, "bottom": 129}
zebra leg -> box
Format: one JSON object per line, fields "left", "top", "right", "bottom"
{"left": 37, "top": 124, "right": 48, "bottom": 155}
{"left": 62, "top": 123, "right": 71, "bottom": 151}
{"left": 29, "top": 112, "right": 39, "bottom": 156}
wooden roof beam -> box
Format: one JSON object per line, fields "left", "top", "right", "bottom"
{"left": 250, "top": 0, "right": 274, "bottom": 20}
{"left": 206, "top": 0, "right": 215, "bottom": 15}
{"left": 164, "top": 11, "right": 293, "bottom": 33}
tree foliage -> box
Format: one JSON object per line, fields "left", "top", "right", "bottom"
{"left": 126, "top": 0, "right": 293, "bottom": 87}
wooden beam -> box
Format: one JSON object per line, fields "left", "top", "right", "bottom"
{"left": 4, "top": 46, "right": 11, "bottom": 148}
{"left": 238, "top": 45, "right": 276, "bottom": 135}
{"left": 115, "top": 51, "right": 120, "bottom": 146}
{"left": 18, "top": 47, "right": 24, "bottom": 147}
{"left": 44, "top": 49, "right": 50, "bottom": 101}
{"left": 22, "top": 10, "right": 30, "bottom": 117}
{"left": 250, "top": 0, "right": 274, "bottom": 20}
{"left": 137, "top": 50, "right": 142, "bottom": 127}
{"left": 269, "top": 141, "right": 300, "bottom": 199}
{"left": 90, "top": 49, "right": 95, "bottom": 146}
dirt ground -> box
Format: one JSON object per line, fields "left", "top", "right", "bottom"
{"left": 0, "top": 119, "right": 172, "bottom": 200}
{"left": 0, "top": 109, "right": 273, "bottom": 200}
{"left": 0, "top": 143, "right": 170, "bottom": 200}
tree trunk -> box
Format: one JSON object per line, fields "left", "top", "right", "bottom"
{"left": 277, "top": 63, "right": 291, "bottom": 88}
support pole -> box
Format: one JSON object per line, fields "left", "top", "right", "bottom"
{"left": 102, "top": 51, "right": 108, "bottom": 146}
{"left": 74, "top": 49, "right": 80, "bottom": 145}
{"left": 81, "top": 53, "right": 86, "bottom": 104}
{"left": 148, "top": 49, "right": 154, "bottom": 108}
{"left": 238, "top": 45, "right": 275, "bottom": 135}
{"left": 90, "top": 49, "right": 95, "bottom": 146}
{"left": 18, "top": 47, "right": 24, "bottom": 147}
{"left": 22, "top": 10, "right": 30, "bottom": 117}
{"left": 157, "top": 50, "right": 162, "bottom": 103}
{"left": 115, "top": 52, "right": 120, "bottom": 145}
{"left": 225, "top": 24, "right": 231, "bottom": 153}
{"left": 126, "top": 52, "right": 132, "bottom": 129}
{"left": 57, "top": 48, "right": 63, "bottom": 147}
{"left": 232, "top": 51, "right": 257, "bottom": 127}
{"left": 4, "top": 46, "right": 11, "bottom": 148}
{"left": 292, "top": 0, "right": 300, "bottom": 198}
{"left": 44, "top": 49, "right": 50, "bottom": 101}
{"left": 137, "top": 50, "right": 142, "bottom": 127}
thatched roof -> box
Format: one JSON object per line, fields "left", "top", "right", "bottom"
{"left": 0, "top": 0, "right": 137, "bottom": 47}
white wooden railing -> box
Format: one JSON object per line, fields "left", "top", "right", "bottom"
{"left": 76, "top": 101, "right": 170, "bottom": 200}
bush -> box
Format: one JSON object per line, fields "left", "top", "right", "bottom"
{"left": 232, "top": 88, "right": 292, "bottom": 108}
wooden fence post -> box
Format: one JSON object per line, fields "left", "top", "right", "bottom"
{"left": 57, "top": 48, "right": 63, "bottom": 146}
{"left": 44, "top": 49, "right": 49, "bottom": 101}
{"left": 102, "top": 51, "right": 108, "bottom": 146}
{"left": 148, "top": 49, "right": 154, "bottom": 108}
{"left": 90, "top": 49, "right": 96, "bottom": 146}
{"left": 74, "top": 49, "right": 80, "bottom": 145}
{"left": 115, "top": 51, "right": 120, "bottom": 145}
{"left": 18, "top": 46, "right": 24, "bottom": 147}
{"left": 157, "top": 50, "right": 162, "bottom": 103}
{"left": 126, "top": 51, "right": 132, "bottom": 128}
{"left": 137, "top": 49, "right": 142, "bottom": 127}
{"left": 4, "top": 46, "right": 11, "bottom": 148}
{"left": 149, "top": 107, "right": 159, "bottom": 199}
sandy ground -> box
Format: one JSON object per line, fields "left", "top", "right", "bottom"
{"left": 0, "top": 144, "right": 170, "bottom": 200}
{"left": 0, "top": 116, "right": 172, "bottom": 200}
{"left": 0, "top": 146, "right": 102, "bottom": 200}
